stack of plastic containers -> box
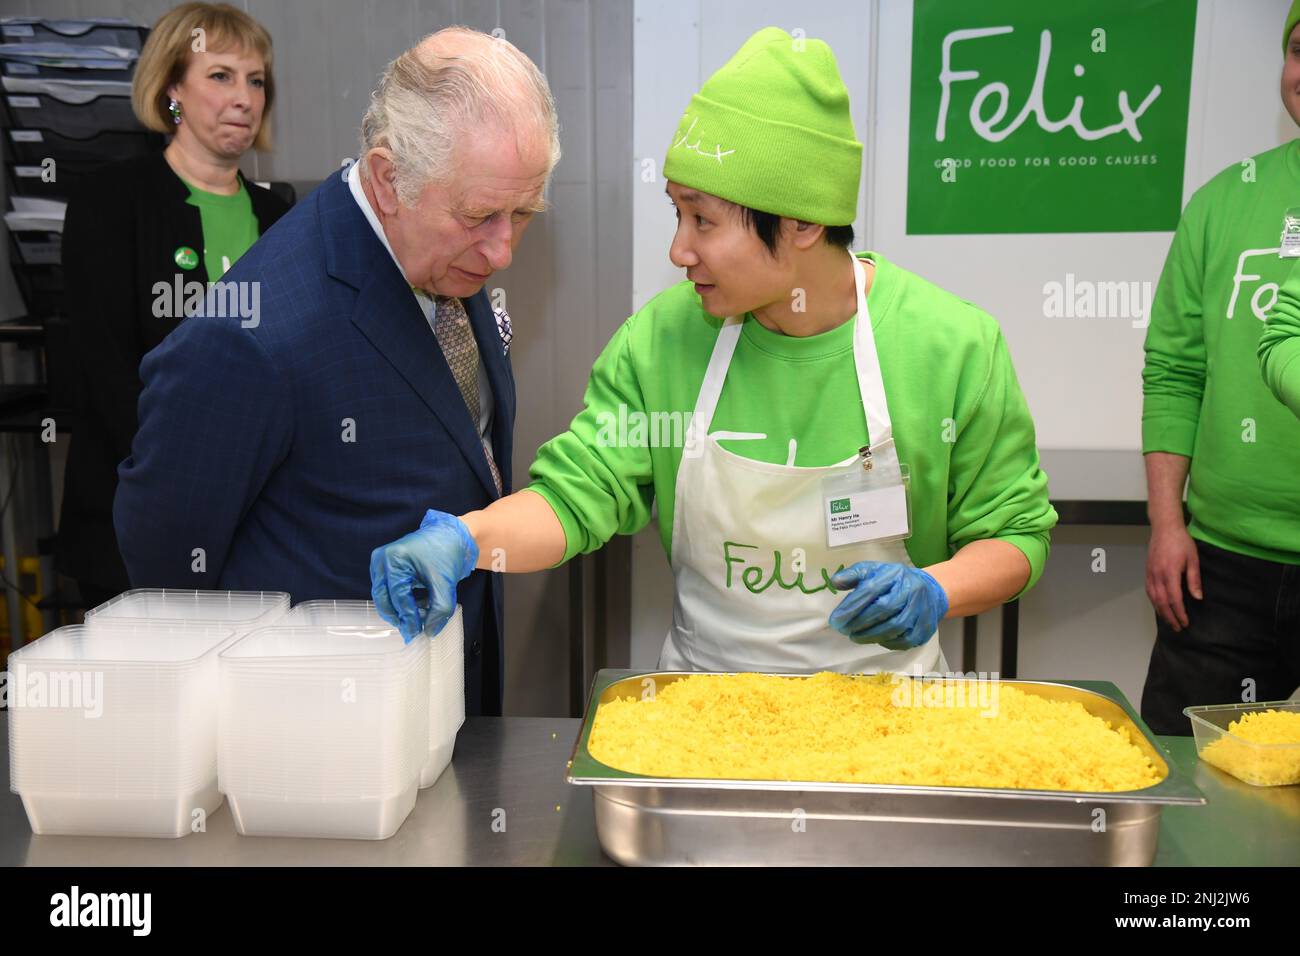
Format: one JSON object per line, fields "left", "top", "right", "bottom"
{"left": 8, "top": 589, "right": 465, "bottom": 841}
{"left": 7, "top": 589, "right": 289, "bottom": 837}
{"left": 282, "top": 600, "right": 466, "bottom": 789}
{"left": 217, "top": 623, "right": 430, "bottom": 840}
{"left": 7, "top": 622, "right": 235, "bottom": 837}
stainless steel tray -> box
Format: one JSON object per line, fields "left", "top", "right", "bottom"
{"left": 566, "top": 670, "right": 1205, "bottom": 866}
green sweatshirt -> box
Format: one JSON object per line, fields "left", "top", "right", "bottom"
{"left": 1261, "top": 256, "right": 1300, "bottom": 418}
{"left": 527, "top": 252, "right": 1057, "bottom": 596}
{"left": 1142, "top": 140, "right": 1300, "bottom": 565}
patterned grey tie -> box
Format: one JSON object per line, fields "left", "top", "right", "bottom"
{"left": 433, "top": 294, "right": 502, "bottom": 494}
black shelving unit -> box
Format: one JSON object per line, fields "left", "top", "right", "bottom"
{"left": 0, "top": 17, "right": 152, "bottom": 646}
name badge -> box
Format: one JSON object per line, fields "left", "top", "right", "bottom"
{"left": 1280, "top": 207, "right": 1300, "bottom": 258}
{"left": 822, "top": 455, "right": 911, "bottom": 548}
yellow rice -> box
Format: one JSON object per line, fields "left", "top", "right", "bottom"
{"left": 1200, "top": 709, "right": 1300, "bottom": 787}
{"left": 588, "top": 672, "right": 1162, "bottom": 792}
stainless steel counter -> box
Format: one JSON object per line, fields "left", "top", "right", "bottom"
{"left": 2, "top": 715, "right": 612, "bottom": 867}
{"left": 2, "top": 714, "right": 1296, "bottom": 866}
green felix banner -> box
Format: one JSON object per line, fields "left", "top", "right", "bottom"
{"left": 907, "top": 0, "right": 1198, "bottom": 234}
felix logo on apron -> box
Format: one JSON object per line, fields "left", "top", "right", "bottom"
{"left": 721, "top": 540, "right": 843, "bottom": 594}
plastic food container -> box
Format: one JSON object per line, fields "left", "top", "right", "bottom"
{"left": 85, "top": 589, "right": 289, "bottom": 633}
{"left": 218, "top": 623, "right": 430, "bottom": 839}
{"left": 1184, "top": 701, "right": 1300, "bottom": 787}
{"left": 420, "top": 606, "right": 465, "bottom": 788}
{"left": 284, "top": 600, "right": 466, "bottom": 789}
{"left": 7, "top": 622, "right": 236, "bottom": 837}
{"left": 281, "top": 599, "right": 386, "bottom": 627}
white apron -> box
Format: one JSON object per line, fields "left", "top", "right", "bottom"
{"left": 660, "top": 252, "right": 948, "bottom": 675}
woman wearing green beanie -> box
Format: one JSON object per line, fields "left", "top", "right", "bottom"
{"left": 371, "top": 28, "right": 1057, "bottom": 676}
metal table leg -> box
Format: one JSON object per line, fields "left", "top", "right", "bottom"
{"left": 0, "top": 434, "right": 24, "bottom": 650}
{"left": 1000, "top": 599, "right": 1020, "bottom": 679}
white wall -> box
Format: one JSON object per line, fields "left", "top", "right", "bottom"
{"left": 628, "top": 0, "right": 1297, "bottom": 704}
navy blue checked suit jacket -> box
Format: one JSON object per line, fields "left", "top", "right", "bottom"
{"left": 114, "top": 169, "right": 515, "bottom": 715}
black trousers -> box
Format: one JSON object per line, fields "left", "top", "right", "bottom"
{"left": 1140, "top": 539, "right": 1300, "bottom": 735}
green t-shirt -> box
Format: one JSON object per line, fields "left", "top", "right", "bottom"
{"left": 183, "top": 179, "right": 259, "bottom": 280}
{"left": 1142, "top": 139, "right": 1300, "bottom": 565}
{"left": 712, "top": 314, "right": 862, "bottom": 466}
{"left": 527, "top": 252, "right": 1058, "bottom": 597}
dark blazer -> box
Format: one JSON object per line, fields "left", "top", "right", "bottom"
{"left": 56, "top": 150, "right": 290, "bottom": 594}
{"left": 113, "top": 169, "right": 515, "bottom": 716}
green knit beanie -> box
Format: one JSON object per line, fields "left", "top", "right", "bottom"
{"left": 1286, "top": 0, "right": 1300, "bottom": 51}
{"left": 662, "top": 26, "right": 862, "bottom": 226}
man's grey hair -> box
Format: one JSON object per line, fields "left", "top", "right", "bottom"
{"left": 359, "top": 26, "right": 561, "bottom": 205}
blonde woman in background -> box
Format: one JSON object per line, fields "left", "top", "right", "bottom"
{"left": 56, "top": 2, "right": 290, "bottom": 609}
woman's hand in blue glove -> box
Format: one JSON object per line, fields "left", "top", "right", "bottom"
{"left": 828, "top": 561, "right": 948, "bottom": 650}
{"left": 370, "top": 509, "right": 479, "bottom": 642}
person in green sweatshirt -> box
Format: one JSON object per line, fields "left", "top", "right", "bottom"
{"left": 1140, "top": 3, "right": 1300, "bottom": 735}
{"left": 370, "top": 27, "right": 1056, "bottom": 675}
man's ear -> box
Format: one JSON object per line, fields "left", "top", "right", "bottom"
{"left": 366, "top": 149, "right": 402, "bottom": 216}
{"left": 786, "top": 218, "right": 825, "bottom": 252}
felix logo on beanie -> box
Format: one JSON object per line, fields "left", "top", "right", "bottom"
{"left": 662, "top": 26, "right": 862, "bottom": 228}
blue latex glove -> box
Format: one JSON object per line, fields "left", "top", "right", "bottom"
{"left": 370, "top": 509, "right": 479, "bottom": 642}
{"left": 828, "top": 561, "right": 948, "bottom": 651}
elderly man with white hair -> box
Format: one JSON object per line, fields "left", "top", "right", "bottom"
{"left": 115, "top": 28, "right": 559, "bottom": 715}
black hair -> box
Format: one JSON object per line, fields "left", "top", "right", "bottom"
{"left": 737, "top": 205, "right": 855, "bottom": 256}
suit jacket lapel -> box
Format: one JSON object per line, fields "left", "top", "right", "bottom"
{"left": 465, "top": 293, "right": 513, "bottom": 493}
{"left": 322, "top": 172, "right": 501, "bottom": 499}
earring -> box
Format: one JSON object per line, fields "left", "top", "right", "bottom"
{"left": 168, "top": 98, "right": 182, "bottom": 125}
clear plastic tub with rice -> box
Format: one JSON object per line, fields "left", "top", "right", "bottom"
{"left": 1184, "top": 701, "right": 1300, "bottom": 787}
